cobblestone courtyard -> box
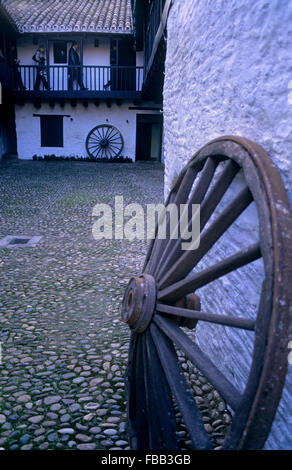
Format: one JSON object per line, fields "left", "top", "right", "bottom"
{"left": 0, "top": 160, "right": 164, "bottom": 450}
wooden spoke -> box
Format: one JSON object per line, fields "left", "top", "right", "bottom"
{"left": 104, "top": 126, "right": 111, "bottom": 138}
{"left": 143, "top": 331, "right": 179, "bottom": 449}
{"left": 156, "top": 159, "right": 240, "bottom": 280}
{"left": 145, "top": 167, "right": 199, "bottom": 275}
{"left": 154, "top": 315, "right": 241, "bottom": 410}
{"left": 141, "top": 334, "right": 163, "bottom": 449}
{"left": 158, "top": 242, "right": 261, "bottom": 302}
{"left": 174, "top": 157, "right": 217, "bottom": 208}
{"left": 173, "top": 166, "right": 199, "bottom": 206}
{"left": 95, "top": 129, "right": 103, "bottom": 139}
{"left": 126, "top": 333, "right": 141, "bottom": 448}
{"left": 133, "top": 334, "right": 150, "bottom": 448}
{"left": 150, "top": 323, "right": 213, "bottom": 449}
{"left": 88, "top": 135, "right": 100, "bottom": 143}
{"left": 143, "top": 191, "right": 178, "bottom": 274}
{"left": 156, "top": 304, "right": 255, "bottom": 331}
{"left": 87, "top": 143, "right": 100, "bottom": 151}
{"left": 154, "top": 158, "right": 220, "bottom": 278}
{"left": 159, "top": 185, "right": 253, "bottom": 289}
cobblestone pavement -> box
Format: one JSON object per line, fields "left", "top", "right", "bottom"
{"left": 0, "top": 160, "right": 164, "bottom": 450}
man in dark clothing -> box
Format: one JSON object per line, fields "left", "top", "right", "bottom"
{"left": 68, "top": 41, "right": 87, "bottom": 90}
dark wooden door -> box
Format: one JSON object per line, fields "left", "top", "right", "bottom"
{"left": 110, "top": 38, "right": 136, "bottom": 90}
{"left": 136, "top": 121, "right": 152, "bottom": 161}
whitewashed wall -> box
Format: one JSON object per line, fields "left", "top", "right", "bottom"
{"left": 163, "top": 0, "right": 292, "bottom": 449}
{"left": 15, "top": 101, "right": 159, "bottom": 161}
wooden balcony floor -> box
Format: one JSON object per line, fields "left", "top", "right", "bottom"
{"left": 14, "top": 89, "right": 143, "bottom": 100}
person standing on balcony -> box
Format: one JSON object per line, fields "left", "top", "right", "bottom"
{"left": 68, "top": 41, "right": 87, "bottom": 90}
{"left": 33, "top": 45, "right": 49, "bottom": 90}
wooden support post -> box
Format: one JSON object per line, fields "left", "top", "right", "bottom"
{"left": 80, "top": 37, "right": 84, "bottom": 88}
{"left": 46, "top": 36, "right": 50, "bottom": 89}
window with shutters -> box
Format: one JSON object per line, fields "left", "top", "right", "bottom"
{"left": 40, "top": 115, "right": 63, "bottom": 147}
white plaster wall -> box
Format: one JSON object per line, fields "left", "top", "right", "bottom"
{"left": 164, "top": 0, "right": 292, "bottom": 449}
{"left": 17, "top": 36, "right": 37, "bottom": 64}
{"left": 15, "top": 101, "right": 160, "bottom": 161}
{"left": 82, "top": 37, "right": 110, "bottom": 66}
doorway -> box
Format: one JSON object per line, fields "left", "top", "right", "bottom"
{"left": 110, "top": 38, "right": 136, "bottom": 90}
{"left": 136, "top": 114, "right": 163, "bottom": 161}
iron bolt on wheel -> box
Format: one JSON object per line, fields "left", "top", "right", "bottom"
{"left": 121, "top": 136, "right": 292, "bottom": 450}
{"left": 86, "top": 124, "right": 124, "bottom": 159}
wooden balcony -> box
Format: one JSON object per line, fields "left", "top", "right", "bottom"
{"left": 13, "top": 65, "right": 144, "bottom": 100}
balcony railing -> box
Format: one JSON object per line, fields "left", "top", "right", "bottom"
{"left": 14, "top": 65, "right": 144, "bottom": 93}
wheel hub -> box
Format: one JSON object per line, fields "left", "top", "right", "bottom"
{"left": 121, "top": 274, "right": 157, "bottom": 333}
{"left": 100, "top": 138, "right": 109, "bottom": 148}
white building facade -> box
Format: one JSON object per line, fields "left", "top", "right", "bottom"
{"left": 1, "top": 0, "right": 162, "bottom": 161}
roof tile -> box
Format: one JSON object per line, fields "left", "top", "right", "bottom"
{"left": 1, "top": 0, "right": 133, "bottom": 33}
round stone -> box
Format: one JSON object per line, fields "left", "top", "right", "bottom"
{"left": 104, "top": 429, "right": 117, "bottom": 436}
{"left": 213, "top": 419, "right": 223, "bottom": 428}
{"left": 20, "top": 434, "right": 31, "bottom": 444}
{"left": 89, "top": 378, "right": 103, "bottom": 387}
{"left": 21, "top": 444, "right": 33, "bottom": 450}
{"left": 115, "top": 440, "right": 128, "bottom": 447}
{"left": 218, "top": 402, "right": 225, "bottom": 412}
{"left": 84, "top": 402, "right": 100, "bottom": 410}
{"left": 89, "top": 427, "right": 102, "bottom": 434}
{"left": 16, "top": 394, "right": 31, "bottom": 404}
{"left": 76, "top": 434, "right": 91, "bottom": 442}
{"left": 204, "top": 424, "right": 213, "bottom": 433}
{"left": 107, "top": 417, "right": 120, "bottom": 423}
{"left": 47, "top": 433, "right": 58, "bottom": 442}
{"left": 44, "top": 396, "right": 61, "bottom": 406}
{"left": 50, "top": 404, "right": 61, "bottom": 411}
{"left": 28, "top": 415, "right": 44, "bottom": 424}
{"left": 0, "top": 415, "right": 6, "bottom": 424}
{"left": 58, "top": 428, "right": 75, "bottom": 435}
{"left": 69, "top": 403, "right": 81, "bottom": 412}
{"left": 60, "top": 414, "right": 70, "bottom": 423}
{"left": 77, "top": 443, "right": 96, "bottom": 450}
{"left": 39, "top": 443, "right": 49, "bottom": 450}
{"left": 73, "top": 377, "right": 86, "bottom": 384}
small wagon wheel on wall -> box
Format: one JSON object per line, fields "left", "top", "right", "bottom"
{"left": 86, "top": 124, "right": 124, "bottom": 159}
{"left": 121, "top": 136, "right": 292, "bottom": 450}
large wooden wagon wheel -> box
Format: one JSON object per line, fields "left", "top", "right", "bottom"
{"left": 121, "top": 136, "right": 292, "bottom": 450}
{"left": 86, "top": 124, "right": 124, "bottom": 159}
